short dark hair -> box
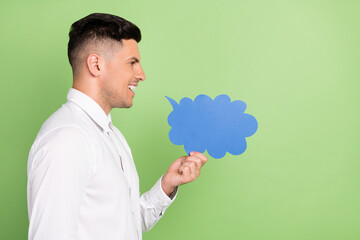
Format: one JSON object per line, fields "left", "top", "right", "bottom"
{"left": 67, "top": 13, "right": 141, "bottom": 71}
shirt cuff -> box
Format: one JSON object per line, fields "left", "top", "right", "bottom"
{"left": 147, "top": 175, "right": 178, "bottom": 212}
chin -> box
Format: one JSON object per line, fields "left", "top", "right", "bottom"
{"left": 124, "top": 101, "right": 133, "bottom": 108}
{"left": 115, "top": 101, "right": 133, "bottom": 109}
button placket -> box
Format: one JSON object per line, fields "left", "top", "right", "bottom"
{"left": 107, "top": 124, "right": 133, "bottom": 189}
{"left": 108, "top": 123, "right": 137, "bottom": 228}
{"left": 107, "top": 130, "right": 125, "bottom": 172}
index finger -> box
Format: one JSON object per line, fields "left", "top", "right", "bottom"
{"left": 189, "top": 151, "right": 208, "bottom": 164}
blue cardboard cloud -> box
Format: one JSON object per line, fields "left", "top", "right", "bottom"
{"left": 166, "top": 94, "right": 258, "bottom": 159}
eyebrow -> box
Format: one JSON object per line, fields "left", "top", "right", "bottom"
{"left": 127, "top": 57, "right": 140, "bottom": 62}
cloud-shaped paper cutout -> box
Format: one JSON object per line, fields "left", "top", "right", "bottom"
{"left": 166, "top": 94, "right": 258, "bottom": 159}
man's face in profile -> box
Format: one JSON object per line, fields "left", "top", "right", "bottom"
{"left": 102, "top": 39, "right": 146, "bottom": 109}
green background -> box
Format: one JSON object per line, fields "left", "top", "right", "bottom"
{"left": 1, "top": 0, "right": 359, "bottom": 239}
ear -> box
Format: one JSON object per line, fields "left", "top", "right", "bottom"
{"left": 86, "top": 54, "right": 102, "bottom": 77}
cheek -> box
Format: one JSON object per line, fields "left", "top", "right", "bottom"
{"left": 109, "top": 69, "right": 123, "bottom": 84}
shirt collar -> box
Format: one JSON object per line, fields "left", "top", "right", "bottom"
{"left": 66, "top": 88, "right": 112, "bottom": 133}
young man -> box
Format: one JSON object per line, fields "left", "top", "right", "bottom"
{"left": 27, "top": 13, "right": 207, "bottom": 240}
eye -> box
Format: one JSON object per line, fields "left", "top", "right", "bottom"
{"left": 130, "top": 61, "right": 136, "bottom": 66}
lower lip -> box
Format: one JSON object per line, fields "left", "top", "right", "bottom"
{"left": 129, "top": 88, "right": 135, "bottom": 96}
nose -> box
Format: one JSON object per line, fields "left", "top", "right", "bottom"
{"left": 135, "top": 64, "right": 146, "bottom": 81}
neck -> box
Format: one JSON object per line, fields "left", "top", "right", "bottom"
{"left": 72, "top": 77, "right": 111, "bottom": 115}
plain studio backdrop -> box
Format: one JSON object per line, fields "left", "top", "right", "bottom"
{"left": 0, "top": 0, "right": 359, "bottom": 239}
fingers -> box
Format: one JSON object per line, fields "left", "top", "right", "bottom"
{"left": 168, "top": 156, "right": 187, "bottom": 170}
{"left": 179, "top": 163, "right": 192, "bottom": 176}
{"left": 182, "top": 160, "right": 197, "bottom": 172}
{"left": 182, "top": 153, "right": 207, "bottom": 174}
{"left": 164, "top": 153, "right": 208, "bottom": 188}
{"left": 189, "top": 151, "right": 208, "bottom": 165}
{"left": 179, "top": 161, "right": 196, "bottom": 182}
{"left": 178, "top": 154, "right": 207, "bottom": 183}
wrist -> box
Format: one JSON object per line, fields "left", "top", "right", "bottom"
{"left": 161, "top": 174, "right": 177, "bottom": 197}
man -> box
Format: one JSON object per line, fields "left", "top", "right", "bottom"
{"left": 27, "top": 13, "right": 207, "bottom": 240}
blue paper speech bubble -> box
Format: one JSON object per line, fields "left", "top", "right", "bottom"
{"left": 166, "top": 94, "right": 258, "bottom": 159}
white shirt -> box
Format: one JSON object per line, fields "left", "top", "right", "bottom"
{"left": 27, "top": 88, "right": 177, "bottom": 240}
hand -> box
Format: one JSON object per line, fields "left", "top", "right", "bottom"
{"left": 161, "top": 151, "right": 208, "bottom": 197}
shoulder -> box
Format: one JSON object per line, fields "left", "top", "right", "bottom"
{"left": 28, "top": 102, "right": 98, "bottom": 172}
{"left": 38, "top": 124, "right": 90, "bottom": 146}
{"left": 35, "top": 103, "right": 86, "bottom": 138}
{"left": 29, "top": 125, "right": 92, "bottom": 161}
{"left": 31, "top": 101, "right": 102, "bottom": 146}
{"left": 28, "top": 124, "right": 97, "bottom": 177}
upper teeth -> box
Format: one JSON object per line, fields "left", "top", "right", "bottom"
{"left": 129, "top": 85, "right": 137, "bottom": 91}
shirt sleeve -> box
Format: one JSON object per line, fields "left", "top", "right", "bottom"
{"left": 27, "top": 126, "right": 94, "bottom": 240}
{"left": 139, "top": 175, "right": 178, "bottom": 232}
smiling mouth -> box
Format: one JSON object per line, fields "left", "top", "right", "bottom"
{"left": 128, "top": 84, "right": 137, "bottom": 96}
{"left": 128, "top": 85, "right": 137, "bottom": 91}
